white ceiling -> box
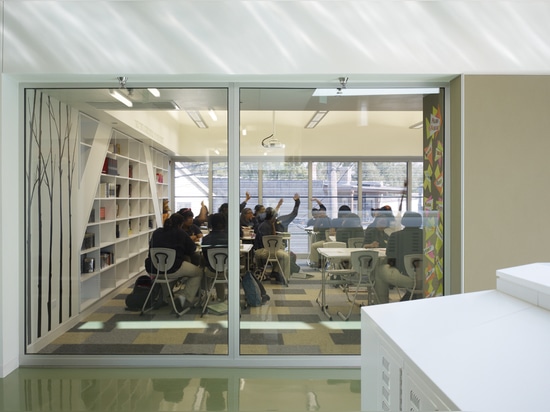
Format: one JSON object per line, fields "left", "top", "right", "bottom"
{"left": 40, "top": 87, "right": 429, "bottom": 157}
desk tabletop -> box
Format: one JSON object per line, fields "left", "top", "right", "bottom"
{"left": 240, "top": 243, "right": 253, "bottom": 253}
{"left": 318, "top": 247, "right": 386, "bottom": 258}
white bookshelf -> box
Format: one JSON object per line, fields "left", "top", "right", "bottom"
{"left": 79, "top": 118, "right": 169, "bottom": 311}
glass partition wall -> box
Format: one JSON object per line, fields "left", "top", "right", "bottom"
{"left": 25, "top": 85, "right": 442, "bottom": 361}
{"left": 175, "top": 87, "right": 432, "bottom": 356}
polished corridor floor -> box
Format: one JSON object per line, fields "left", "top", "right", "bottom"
{"left": 0, "top": 367, "right": 361, "bottom": 411}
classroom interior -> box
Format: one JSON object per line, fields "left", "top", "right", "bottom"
{"left": 23, "top": 86, "right": 438, "bottom": 359}
{"left": 4, "top": 3, "right": 550, "bottom": 411}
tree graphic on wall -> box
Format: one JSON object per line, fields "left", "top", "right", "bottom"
{"left": 25, "top": 90, "right": 77, "bottom": 340}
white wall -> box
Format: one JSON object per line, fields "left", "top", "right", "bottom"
{"left": 1, "top": 76, "right": 22, "bottom": 377}
{"left": 462, "top": 75, "right": 550, "bottom": 292}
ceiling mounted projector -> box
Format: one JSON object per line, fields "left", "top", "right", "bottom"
{"left": 261, "top": 135, "right": 285, "bottom": 149}
{"left": 267, "top": 138, "right": 285, "bottom": 149}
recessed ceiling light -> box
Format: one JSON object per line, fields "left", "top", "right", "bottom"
{"left": 109, "top": 90, "right": 133, "bottom": 107}
{"left": 186, "top": 110, "right": 208, "bottom": 128}
{"left": 208, "top": 108, "right": 218, "bottom": 121}
{"left": 305, "top": 110, "right": 329, "bottom": 128}
{"left": 147, "top": 88, "right": 160, "bottom": 97}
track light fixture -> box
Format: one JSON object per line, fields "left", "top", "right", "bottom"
{"left": 337, "top": 77, "right": 349, "bottom": 95}
{"left": 313, "top": 76, "right": 439, "bottom": 97}
{"left": 109, "top": 76, "right": 133, "bottom": 107}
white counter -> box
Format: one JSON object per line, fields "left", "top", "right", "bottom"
{"left": 361, "top": 262, "right": 550, "bottom": 411}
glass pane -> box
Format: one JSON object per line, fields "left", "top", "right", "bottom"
{"left": 174, "top": 161, "right": 209, "bottom": 212}
{"left": 25, "top": 85, "right": 440, "bottom": 361}
{"left": 238, "top": 88, "right": 428, "bottom": 356}
{"left": 411, "top": 161, "right": 423, "bottom": 213}
{"left": 26, "top": 87, "right": 230, "bottom": 356}
{"left": 361, "top": 162, "right": 407, "bottom": 222}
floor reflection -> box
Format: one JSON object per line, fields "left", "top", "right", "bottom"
{"left": 1, "top": 367, "right": 360, "bottom": 411}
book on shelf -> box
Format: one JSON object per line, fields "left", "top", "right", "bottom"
{"left": 100, "top": 183, "right": 117, "bottom": 198}
{"left": 128, "top": 164, "right": 133, "bottom": 178}
{"left": 82, "top": 232, "right": 95, "bottom": 250}
{"left": 107, "top": 158, "right": 118, "bottom": 175}
{"left": 116, "top": 184, "right": 121, "bottom": 198}
{"left": 99, "top": 207, "right": 106, "bottom": 220}
{"left": 103, "top": 157, "right": 118, "bottom": 176}
{"left": 89, "top": 208, "right": 95, "bottom": 223}
{"left": 81, "top": 256, "right": 95, "bottom": 274}
{"left": 108, "top": 183, "right": 116, "bottom": 197}
{"left": 99, "top": 251, "right": 114, "bottom": 269}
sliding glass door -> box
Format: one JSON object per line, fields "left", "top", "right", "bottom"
{"left": 24, "top": 84, "right": 443, "bottom": 363}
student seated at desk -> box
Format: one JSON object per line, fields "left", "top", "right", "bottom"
{"left": 192, "top": 200, "right": 209, "bottom": 227}
{"left": 240, "top": 207, "right": 255, "bottom": 239}
{"left": 177, "top": 208, "right": 203, "bottom": 266}
{"left": 218, "top": 191, "right": 252, "bottom": 219}
{"left": 332, "top": 205, "right": 362, "bottom": 229}
{"left": 144, "top": 213, "right": 203, "bottom": 309}
{"left": 334, "top": 205, "right": 364, "bottom": 245}
{"left": 276, "top": 193, "right": 301, "bottom": 231}
{"left": 253, "top": 207, "right": 289, "bottom": 284}
{"left": 308, "top": 205, "right": 332, "bottom": 268}
{"left": 240, "top": 207, "right": 254, "bottom": 228}
{"left": 201, "top": 213, "right": 229, "bottom": 301}
{"left": 375, "top": 211, "right": 423, "bottom": 304}
{"left": 363, "top": 206, "right": 395, "bottom": 248}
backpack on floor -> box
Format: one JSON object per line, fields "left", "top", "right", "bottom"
{"left": 290, "top": 251, "right": 301, "bottom": 274}
{"left": 125, "top": 275, "right": 162, "bottom": 311}
{"left": 241, "top": 271, "right": 262, "bottom": 307}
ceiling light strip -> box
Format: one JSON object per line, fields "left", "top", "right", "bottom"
{"left": 186, "top": 110, "right": 208, "bottom": 128}
{"left": 208, "top": 108, "right": 218, "bottom": 121}
{"left": 147, "top": 88, "right": 160, "bottom": 97}
{"left": 305, "top": 110, "right": 328, "bottom": 128}
{"left": 109, "top": 90, "right": 133, "bottom": 107}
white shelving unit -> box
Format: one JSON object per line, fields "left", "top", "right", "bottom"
{"left": 361, "top": 263, "right": 550, "bottom": 411}
{"left": 79, "top": 117, "right": 169, "bottom": 311}
{"left": 151, "top": 148, "right": 170, "bottom": 227}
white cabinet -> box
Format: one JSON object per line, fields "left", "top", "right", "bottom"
{"left": 362, "top": 263, "right": 550, "bottom": 412}
{"left": 79, "top": 116, "right": 169, "bottom": 310}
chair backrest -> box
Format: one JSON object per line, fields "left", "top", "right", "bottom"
{"left": 150, "top": 248, "right": 177, "bottom": 273}
{"left": 350, "top": 250, "right": 379, "bottom": 277}
{"left": 347, "top": 237, "right": 365, "bottom": 248}
{"left": 207, "top": 247, "right": 229, "bottom": 273}
{"left": 323, "top": 241, "right": 347, "bottom": 249}
{"left": 336, "top": 227, "right": 365, "bottom": 244}
{"left": 262, "top": 235, "right": 284, "bottom": 252}
{"left": 404, "top": 254, "right": 424, "bottom": 283}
